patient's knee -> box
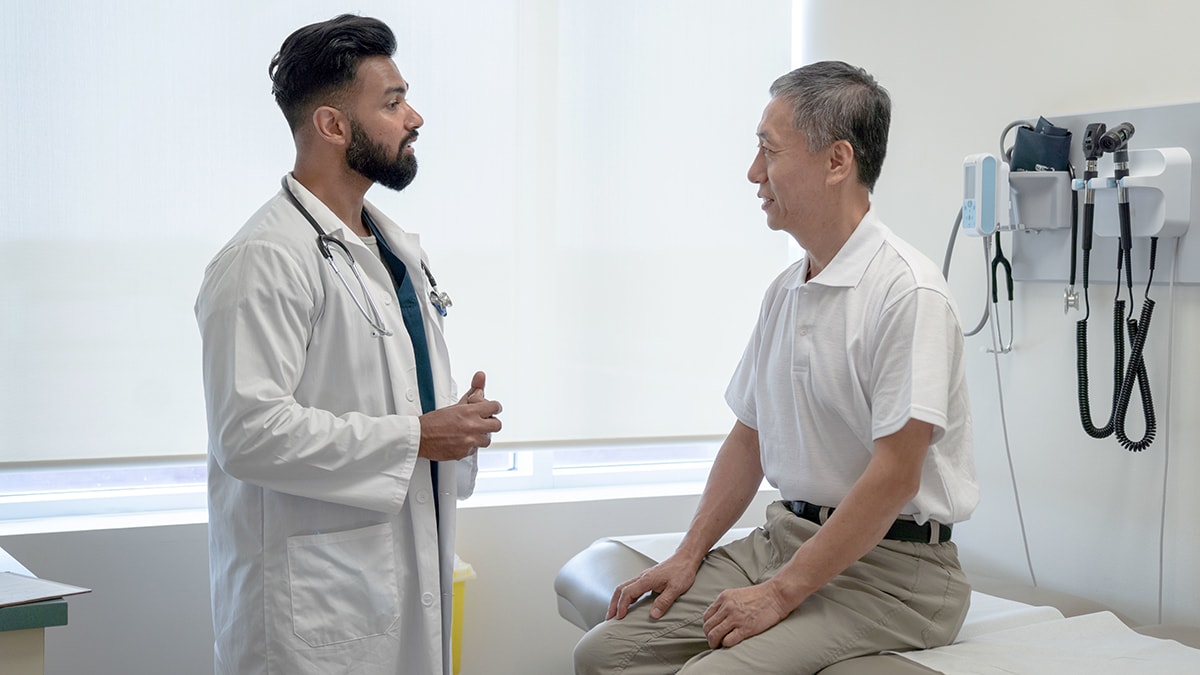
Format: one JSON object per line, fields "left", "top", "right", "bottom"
{"left": 572, "top": 621, "right": 616, "bottom": 674}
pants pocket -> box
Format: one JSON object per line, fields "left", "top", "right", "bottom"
{"left": 287, "top": 522, "right": 400, "bottom": 647}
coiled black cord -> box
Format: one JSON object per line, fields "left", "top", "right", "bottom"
{"left": 1113, "top": 299, "right": 1156, "bottom": 451}
{"left": 1112, "top": 238, "right": 1159, "bottom": 451}
{"left": 1076, "top": 298, "right": 1124, "bottom": 438}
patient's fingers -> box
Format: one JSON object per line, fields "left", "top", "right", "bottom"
{"left": 607, "top": 557, "right": 700, "bottom": 622}
{"left": 607, "top": 578, "right": 644, "bottom": 620}
{"left": 611, "top": 567, "right": 671, "bottom": 621}
{"left": 649, "top": 586, "right": 682, "bottom": 620}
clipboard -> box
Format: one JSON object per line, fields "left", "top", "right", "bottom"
{"left": 0, "top": 571, "right": 92, "bottom": 609}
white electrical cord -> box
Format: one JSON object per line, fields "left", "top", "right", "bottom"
{"left": 1155, "top": 241, "right": 1179, "bottom": 623}
{"left": 982, "top": 235, "right": 1038, "bottom": 587}
{"left": 944, "top": 220, "right": 1038, "bottom": 587}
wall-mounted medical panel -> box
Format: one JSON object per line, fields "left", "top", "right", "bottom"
{"left": 1088, "top": 147, "right": 1191, "bottom": 240}
{"left": 1011, "top": 101, "right": 1200, "bottom": 285}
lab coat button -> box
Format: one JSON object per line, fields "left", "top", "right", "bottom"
{"left": 416, "top": 491, "right": 429, "bottom": 504}
{"left": 422, "top": 592, "right": 435, "bottom": 607}
{"left": 406, "top": 389, "right": 416, "bottom": 402}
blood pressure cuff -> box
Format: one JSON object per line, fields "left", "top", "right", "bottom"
{"left": 1009, "top": 116, "right": 1072, "bottom": 172}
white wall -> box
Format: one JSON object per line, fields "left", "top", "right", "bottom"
{"left": 797, "top": 0, "right": 1200, "bottom": 625}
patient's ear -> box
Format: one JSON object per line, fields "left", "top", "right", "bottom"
{"left": 826, "top": 139, "right": 855, "bottom": 187}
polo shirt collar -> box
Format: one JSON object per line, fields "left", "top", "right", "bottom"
{"left": 784, "top": 208, "right": 886, "bottom": 290}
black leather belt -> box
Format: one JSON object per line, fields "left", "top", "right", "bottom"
{"left": 783, "top": 500, "right": 951, "bottom": 544}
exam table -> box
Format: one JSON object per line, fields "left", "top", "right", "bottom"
{"left": 555, "top": 529, "right": 1200, "bottom": 674}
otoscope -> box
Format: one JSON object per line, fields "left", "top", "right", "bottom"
{"left": 1075, "top": 120, "right": 1155, "bottom": 450}
{"left": 1100, "top": 121, "right": 1158, "bottom": 452}
{"left": 1065, "top": 124, "right": 1107, "bottom": 314}
{"left": 1101, "top": 122, "right": 1137, "bottom": 294}
{"left": 1076, "top": 123, "right": 1121, "bottom": 439}
{"left": 1079, "top": 122, "right": 1106, "bottom": 272}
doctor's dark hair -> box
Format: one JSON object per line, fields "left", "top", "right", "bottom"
{"left": 769, "top": 61, "right": 891, "bottom": 192}
{"left": 269, "top": 15, "right": 397, "bottom": 133}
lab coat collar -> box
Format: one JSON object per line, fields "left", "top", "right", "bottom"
{"left": 362, "top": 200, "right": 422, "bottom": 261}
{"left": 783, "top": 208, "right": 886, "bottom": 290}
{"left": 283, "top": 173, "right": 350, "bottom": 243}
{"left": 281, "top": 173, "right": 420, "bottom": 254}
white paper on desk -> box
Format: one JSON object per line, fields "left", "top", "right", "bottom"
{"left": 0, "top": 571, "right": 92, "bottom": 608}
{"left": 894, "top": 611, "right": 1200, "bottom": 674}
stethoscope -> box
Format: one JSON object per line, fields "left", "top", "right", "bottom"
{"left": 280, "top": 176, "right": 452, "bottom": 338}
{"left": 988, "top": 232, "right": 1014, "bottom": 354}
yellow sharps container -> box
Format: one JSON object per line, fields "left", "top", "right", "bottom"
{"left": 451, "top": 554, "right": 477, "bottom": 675}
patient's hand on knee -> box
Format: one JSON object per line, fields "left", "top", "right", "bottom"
{"left": 607, "top": 554, "right": 701, "bottom": 621}
{"left": 703, "top": 581, "right": 791, "bottom": 648}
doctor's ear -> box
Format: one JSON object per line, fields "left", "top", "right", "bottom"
{"left": 310, "top": 106, "right": 350, "bottom": 147}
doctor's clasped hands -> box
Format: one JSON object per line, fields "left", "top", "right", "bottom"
{"left": 419, "top": 370, "right": 503, "bottom": 462}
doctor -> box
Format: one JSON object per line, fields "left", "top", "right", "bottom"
{"left": 195, "top": 14, "right": 502, "bottom": 675}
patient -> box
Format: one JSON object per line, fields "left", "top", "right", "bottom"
{"left": 572, "top": 60, "right": 979, "bottom": 674}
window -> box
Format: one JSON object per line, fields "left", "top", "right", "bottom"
{"left": 0, "top": 0, "right": 792, "bottom": 510}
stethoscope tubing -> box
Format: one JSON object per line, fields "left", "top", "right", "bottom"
{"left": 279, "top": 176, "right": 402, "bottom": 337}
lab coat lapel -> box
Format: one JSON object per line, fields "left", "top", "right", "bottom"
{"left": 282, "top": 176, "right": 421, "bottom": 411}
{"left": 363, "top": 202, "right": 455, "bottom": 411}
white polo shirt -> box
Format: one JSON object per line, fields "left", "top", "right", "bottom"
{"left": 725, "top": 210, "right": 979, "bottom": 525}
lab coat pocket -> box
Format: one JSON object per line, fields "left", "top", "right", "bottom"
{"left": 287, "top": 522, "right": 400, "bottom": 647}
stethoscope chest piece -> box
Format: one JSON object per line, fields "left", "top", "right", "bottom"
{"left": 429, "top": 289, "right": 452, "bottom": 317}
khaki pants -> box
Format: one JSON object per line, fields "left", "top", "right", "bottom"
{"left": 573, "top": 501, "right": 970, "bottom": 675}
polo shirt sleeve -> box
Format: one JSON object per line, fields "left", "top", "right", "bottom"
{"left": 869, "top": 286, "right": 962, "bottom": 445}
{"left": 724, "top": 319, "right": 761, "bottom": 430}
{"left": 725, "top": 272, "right": 789, "bottom": 431}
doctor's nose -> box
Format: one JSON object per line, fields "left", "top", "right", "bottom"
{"left": 408, "top": 105, "right": 424, "bottom": 131}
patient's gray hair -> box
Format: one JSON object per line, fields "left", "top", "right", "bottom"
{"left": 769, "top": 61, "right": 891, "bottom": 192}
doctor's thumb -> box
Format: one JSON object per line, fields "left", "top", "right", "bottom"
{"left": 461, "top": 371, "right": 488, "bottom": 403}
{"left": 470, "top": 371, "right": 487, "bottom": 393}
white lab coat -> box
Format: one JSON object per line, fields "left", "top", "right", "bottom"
{"left": 195, "top": 174, "right": 476, "bottom": 675}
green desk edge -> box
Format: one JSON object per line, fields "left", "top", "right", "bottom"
{"left": 0, "top": 598, "right": 68, "bottom": 633}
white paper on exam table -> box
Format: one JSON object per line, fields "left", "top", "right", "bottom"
{"left": 894, "top": 610, "right": 1200, "bottom": 674}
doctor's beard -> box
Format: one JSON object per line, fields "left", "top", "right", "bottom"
{"left": 346, "top": 118, "right": 418, "bottom": 192}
